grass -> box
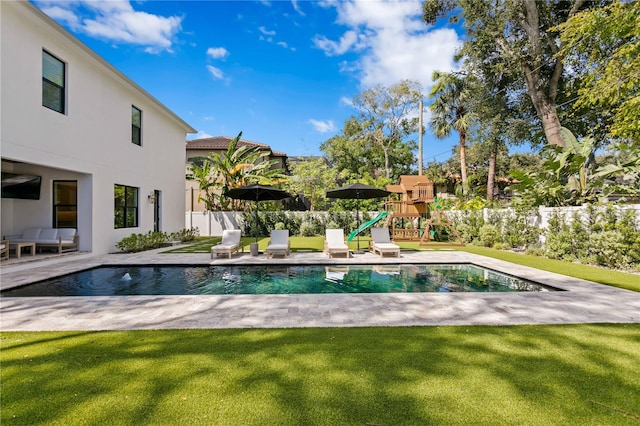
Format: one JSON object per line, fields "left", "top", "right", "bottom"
{"left": 2, "top": 325, "right": 639, "bottom": 425}
{"left": 164, "top": 237, "right": 640, "bottom": 292}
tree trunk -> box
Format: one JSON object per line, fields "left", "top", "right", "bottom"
{"left": 459, "top": 130, "right": 468, "bottom": 194}
{"left": 530, "top": 90, "right": 565, "bottom": 147}
{"left": 383, "top": 147, "right": 391, "bottom": 179}
{"left": 487, "top": 147, "right": 496, "bottom": 201}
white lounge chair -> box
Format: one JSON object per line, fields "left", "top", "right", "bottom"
{"left": 266, "top": 230, "right": 290, "bottom": 258}
{"left": 370, "top": 227, "right": 400, "bottom": 258}
{"left": 324, "top": 228, "right": 350, "bottom": 258}
{"left": 211, "top": 229, "right": 243, "bottom": 259}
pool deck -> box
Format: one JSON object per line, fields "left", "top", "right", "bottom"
{"left": 1, "top": 248, "right": 638, "bottom": 331}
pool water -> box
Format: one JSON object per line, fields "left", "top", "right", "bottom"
{"left": 1, "top": 264, "right": 558, "bottom": 296}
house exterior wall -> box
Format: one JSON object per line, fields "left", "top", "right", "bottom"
{"left": 1, "top": 1, "right": 194, "bottom": 254}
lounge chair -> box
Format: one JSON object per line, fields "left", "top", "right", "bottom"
{"left": 324, "top": 228, "right": 350, "bottom": 258}
{"left": 266, "top": 230, "right": 290, "bottom": 258}
{"left": 211, "top": 229, "right": 243, "bottom": 259}
{"left": 370, "top": 227, "right": 400, "bottom": 258}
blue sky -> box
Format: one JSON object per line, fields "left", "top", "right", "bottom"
{"left": 33, "top": 0, "right": 464, "bottom": 164}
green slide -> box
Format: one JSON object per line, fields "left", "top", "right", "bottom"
{"left": 348, "top": 211, "right": 389, "bottom": 242}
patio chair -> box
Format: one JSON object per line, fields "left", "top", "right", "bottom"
{"left": 370, "top": 227, "right": 400, "bottom": 258}
{"left": 211, "top": 229, "right": 243, "bottom": 259}
{"left": 324, "top": 229, "right": 350, "bottom": 258}
{"left": 266, "top": 230, "right": 290, "bottom": 258}
{"left": 0, "top": 239, "right": 8, "bottom": 261}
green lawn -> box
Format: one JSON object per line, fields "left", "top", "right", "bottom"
{"left": 2, "top": 325, "right": 639, "bottom": 425}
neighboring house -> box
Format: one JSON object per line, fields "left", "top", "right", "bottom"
{"left": 185, "top": 136, "right": 289, "bottom": 211}
{"left": 0, "top": 1, "right": 195, "bottom": 254}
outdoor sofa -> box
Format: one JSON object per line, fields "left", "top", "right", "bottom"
{"left": 4, "top": 227, "right": 79, "bottom": 254}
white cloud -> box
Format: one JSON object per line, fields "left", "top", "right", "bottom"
{"left": 258, "top": 26, "right": 276, "bottom": 36}
{"left": 207, "top": 65, "right": 224, "bottom": 80}
{"left": 308, "top": 119, "right": 336, "bottom": 133}
{"left": 207, "top": 47, "right": 229, "bottom": 60}
{"left": 314, "top": 0, "right": 461, "bottom": 91}
{"left": 35, "top": 0, "right": 182, "bottom": 53}
{"left": 312, "top": 30, "right": 359, "bottom": 56}
{"left": 187, "top": 130, "right": 213, "bottom": 140}
{"left": 339, "top": 96, "right": 353, "bottom": 107}
{"left": 291, "top": 0, "right": 305, "bottom": 16}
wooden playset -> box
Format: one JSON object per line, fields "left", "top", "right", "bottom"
{"left": 383, "top": 175, "right": 464, "bottom": 246}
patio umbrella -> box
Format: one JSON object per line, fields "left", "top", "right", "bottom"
{"left": 224, "top": 184, "right": 291, "bottom": 242}
{"left": 326, "top": 182, "right": 390, "bottom": 252}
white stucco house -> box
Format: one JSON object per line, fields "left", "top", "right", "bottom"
{"left": 1, "top": 1, "right": 196, "bottom": 254}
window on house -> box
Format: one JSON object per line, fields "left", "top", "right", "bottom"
{"left": 132, "top": 106, "right": 142, "bottom": 145}
{"left": 53, "top": 180, "right": 77, "bottom": 228}
{"left": 42, "top": 50, "right": 65, "bottom": 113}
{"left": 114, "top": 184, "right": 138, "bottom": 228}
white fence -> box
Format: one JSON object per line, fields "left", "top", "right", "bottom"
{"left": 186, "top": 204, "right": 640, "bottom": 237}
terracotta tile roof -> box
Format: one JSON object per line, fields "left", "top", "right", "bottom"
{"left": 186, "top": 136, "right": 288, "bottom": 158}
{"left": 186, "top": 136, "right": 270, "bottom": 151}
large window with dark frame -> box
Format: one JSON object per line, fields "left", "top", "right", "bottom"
{"left": 42, "top": 50, "right": 65, "bottom": 113}
{"left": 53, "top": 180, "right": 77, "bottom": 228}
{"left": 114, "top": 184, "right": 138, "bottom": 228}
{"left": 131, "top": 106, "right": 142, "bottom": 145}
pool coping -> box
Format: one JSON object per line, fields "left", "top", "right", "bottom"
{"left": 1, "top": 249, "right": 638, "bottom": 330}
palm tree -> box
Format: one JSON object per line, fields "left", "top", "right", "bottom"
{"left": 429, "top": 71, "right": 474, "bottom": 195}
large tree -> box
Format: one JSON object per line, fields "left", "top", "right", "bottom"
{"left": 351, "top": 79, "right": 423, "bottom": 178}
{"left": 423, "top": 0, "right": 602, "bottom": 148}
{"left": 286, "top": 158, "right": 337, "bottom": 211}
{"left": 558, "top": 0, "right": 640, "bottom": 144}
{"left": 321, "top": 117, "right": 415, "bottom": 182}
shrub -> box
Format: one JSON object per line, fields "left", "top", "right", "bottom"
{"left": 479, "top": 224, "right": 500, "bottom": 247}
{"left": 588, "top": 230, "right": 632, "bottom": 269}
{"left": 115, "top": 228, "right": 198, "bottom": 252}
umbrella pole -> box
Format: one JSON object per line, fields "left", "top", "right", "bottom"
{"left": 356, "top": 201, "right": 361, "bottom": 252}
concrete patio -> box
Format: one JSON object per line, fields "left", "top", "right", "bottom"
{"left": 1, "top": 247, "right": 638, "bottom": 331}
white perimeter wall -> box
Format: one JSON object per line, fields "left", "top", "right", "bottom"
{"left": 1, "top": 1, "right": 192, "bottom": 253}
{"left": 188, "top": 205, "right": 640, "bottom": 237}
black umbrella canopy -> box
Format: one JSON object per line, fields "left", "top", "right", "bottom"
{"left": 326, "top": 182, "right": 390, "bottom": 200}
{"left": 224, "top": 184, "right": 291, "bottom": 202}
{"left": 326, "top": 183, "right": 390, "bottom": 252}
{"left": 224, "top": 184, "right": 291, "bottom": 243}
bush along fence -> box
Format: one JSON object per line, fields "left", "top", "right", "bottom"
{"left": 115, "top": 228, "right": 199, "bottom": 253}
{"left": 448, "top": 204, "right": 640, "bottom": 271}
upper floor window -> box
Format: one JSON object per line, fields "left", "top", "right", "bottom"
{"left": 114, "top": 184, "right": 138, "bottom": 228}
{"left": 42, "top": 50, "right": 65, "bottom": 114}
{"left": 132, "top": 106, "right": 142, "bottom": 145}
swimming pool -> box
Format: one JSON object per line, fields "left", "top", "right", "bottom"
{"left": 0, "top": 264, "right": 559, "bottom": 296}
